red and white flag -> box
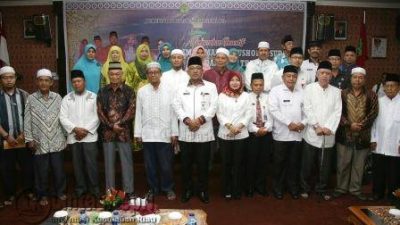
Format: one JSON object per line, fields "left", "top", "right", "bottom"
{"left": 0, "top": 12, "right": 10, "bottom": 67}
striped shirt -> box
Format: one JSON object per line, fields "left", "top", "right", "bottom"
{"left": 24, "top": 91, "right": 66, "bottom": 155}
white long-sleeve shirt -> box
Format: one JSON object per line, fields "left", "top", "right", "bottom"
{"left": 268, "top": 84, "right": 306, "bottom": 142}
{"left": 134, "top": 83, "right": 178, "bottom": 143}
{"left": 271, "top": 68, "right": 314, "bottom": 90}
{"left": 173, "top": 80, "right": 218, "bottom": 142}
{"left": 244, "top": 58, "right": 278, "bottom": 92}
{"left": 247, "top": 92, "right": 272, "bottom": 133}
{"left": 59, "top": 90, "right": 100, "bottom": 144}
{"left": 303, "top": 83, "right": 342, "bottom": 148}
{"left": 371, "top": 94, "right": 400, "bottom": 157}
{"left": 300, "top": 59, "right": 318, "bottom": 84}
{"left": 161, "top": 68, "right": 190, "bottom": 93}
{"left": 217, "top": 92, "right": 252, "bottom": 140}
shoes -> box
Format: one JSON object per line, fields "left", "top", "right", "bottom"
{"left": 58, "top": 194, "right": 67, "bottom": 201}
{"left": 74, "top": 192, "right": 85, "bottom": 199}
{"left": 181, "top": 190, "right": 193, "bottom": 203}
{"left": 353, "top": 193, "right": 368, "bottom": 201}
{"left": 126, "top": 192, "right": 136, "bottom": 200}
{"left": 245, "top": 190, "right": 254, "bottom": 198}
{"left": 300, "top": 192, "right": 309, "bottom": 199}
{"left": 145, "top": 190, "right": 156, "bottom": 201}
{"left": 92, "top": 192, "right": 101, "bottom": 199}
{"left": 233, "top": 194, "right": 241, "bottom": 200}
{"left": 332, "top": 191, "right": 345, "bottom": 199}
{"left": 166, "top": 191, "right": 176, "bottom": 200}
{"left": 255, "top": 188, "right": 268, "bottom": 197}
{"left": 224, "top": 194, "right": 232, "bottom": 200}
{"left": 368, "top": 194, "right": 384, "bottom": 201}
{"left": 319, "top": 193, "right": 332, "bottom": 201}
{"left": 3, "top": 196, "right": 15, "bottom": 206}
{"left": 198, "top": 191, "right": 209, "bottom": 204}
{"left": 39, "top": 197, "right": 49, "bottom": 206}
{"left": 290, "top": 192, "right": 299, "bottom": 200}
{"left": 273, "top": 192, "right": 283, "bottom": 200}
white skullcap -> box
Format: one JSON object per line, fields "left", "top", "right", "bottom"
{"left": 171, "top": 49, "right": 184, "bottom": 56}
{"left": 0, "top": 66, "right": 15, "bottom": 76}
{"left": 36, "top": 68, "right": 52, "bottom": 78}
{"left": 146, "top": 62, "right": 161, "bottom": 70}
{"left": 351, "top": 67, "right": 366, "bottom": 76}
{"left": 215, "top": 47, "right": 229, "bottom": 57}
{"left": 258, "top": 41, "right": 270, "bottom": 49}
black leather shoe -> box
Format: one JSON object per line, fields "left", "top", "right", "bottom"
{"left": 181, "top": 190, "right": 193, "bottom": 203}
{"left": 255, "top": 188, "right": 268, "bottom": 197}
{"left": 332, "top": 191, "right": 345, "bottom": 199}
{"left": 198, "top": 191, "right": 210, "bottom": 204}
{"left": 290, "top": 192, "right": 299, "bottom": 200}
{"left": 245, "top": 190, "right": 254, "bottom": 198}
{"left": 368, "top": 194, "right": 383, "bottom": 201}
{"left": 273, "top": 192, "right": 283, "bottom": 200}
{"left": 353, "top": 193, "right": 368, "bottom": 201}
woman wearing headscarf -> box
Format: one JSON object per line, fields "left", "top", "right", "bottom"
{"left": 190, "top": 45, "right": 211, "bottom": 71}
{"left": 227, "top": 48, "right": 245, "bottom": 75}
{"left": 73, "top": 43, "right": 101, "bottom": 94}
{"left": 130, "top": 43, "right": 153, "bottom": 92}
{"left": 157, "top": 42, "right": 173, "bottom": 73}
{"left": 216, "top": 71, "right": 251, "bottom": 200}
{"left": 101, "top": 45, "right": 137, "bottom": 89}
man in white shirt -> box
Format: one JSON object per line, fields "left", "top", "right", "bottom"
{"left": 161, "top": 49, "right": 189, "bottom": 92}
{"left": 173, "top": 56, "right": 218, "bottom": 204}
{"left": 269, "top": 65, "right": 306, "bottom": 200}
{"left": 244, "top": 41, "right": 278, "bottom": 93}
{"left": 245, "top": 72, "right": 273, "bottom": 198}
{"left": 300, "top": 61, "right": 342, "bottom": 201}
{"left": 134, "top": 62, "right": 178, "bottom": 201}
{"left": 60, "top": 70, "right": 100, "bottom": 198}
{"left": 369, "top": 73, "right": 400, "bottom": 201}
{"left": 300, "top": 41, "right": 322, "bottom": 84}
{"left": 271, "top": 47, "right": 313, "bottom": 90}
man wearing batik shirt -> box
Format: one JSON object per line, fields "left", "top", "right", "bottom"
{"left": 274, "top": 35, "right": 294, "bottom": 70}
{"left": 134, "top": 62, "right": 178, "bottom": 201}
{"left": 97, "top": 62, "right": 135, "bottom": 197}
{"left": 203, "top": 47, "right": 233, "bottom": 94}
{"left": 333, "top": 67, "right": 378, "bottom": 201}
{"left": 328, "top": 49, "right": 350, "bottom": 90}
{"left": 339, "top": 45, "right": 357, "bottom": 77}
{"left": 300, "top": 61, "right": 342, "bottom": 201}
{"left": 173, "top": 56, "right": 218, "bottom": 204}
{"left": 369, "top": 73, "right": 400, "bottom": 201}
{"left": 244, "top": 41, "right": 278, "bottom": 93}
{"left": 300, "top": 41, "right": 322, "bottom": 84}
{"left": 24, "top": 68, "right": 67, "bottom": 206}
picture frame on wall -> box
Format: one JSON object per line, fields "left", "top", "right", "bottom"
{"left": 23, "top": 19, "right": 36, "bottom": 39}
{"left": 334, "top": 20, "right": 347, "bottom": 40}
{"left": 371, "top": 37, "right": 387, "bottom": 58}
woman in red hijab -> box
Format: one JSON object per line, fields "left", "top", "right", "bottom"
{"left": 216, "top": 71, "right": 252, "bottom": 200}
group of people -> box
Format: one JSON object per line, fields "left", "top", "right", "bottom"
{"left": 0, "top": 33, "right": 399, "bottom": 208}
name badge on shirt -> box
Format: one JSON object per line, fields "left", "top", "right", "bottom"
{"left": 307, "top": 68, "right": 313, "bottom": 71}
{"left": 183, "top": 92, "right": 190, "bottom": 95}
{"left": 282, "top": 99, "right": 292, "bottom": 106}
